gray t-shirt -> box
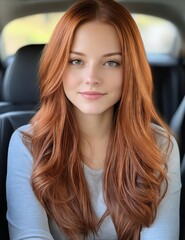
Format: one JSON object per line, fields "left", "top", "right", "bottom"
{"left": 6, "top": 124, "right": 181, "bottom": 240}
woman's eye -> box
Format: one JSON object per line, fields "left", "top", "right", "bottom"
{"left": 104, "top": 61, "right": 120, "bottom": 67}
{"left": 69, "top": 59, "right": 83, "bottom": 65}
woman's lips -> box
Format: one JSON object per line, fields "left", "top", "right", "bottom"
{"left": 79, "top": 91, "right": 106, "bottom": 100}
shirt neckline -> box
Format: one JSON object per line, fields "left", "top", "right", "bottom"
{"left": 82, "top": 162, "right": 104, "bottom": 175}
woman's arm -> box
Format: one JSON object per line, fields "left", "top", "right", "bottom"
{"left": 6, "top": 125, "right": 54, "bottom": 240}
{"left": 141, "top": 135, "right": 181, "bottom": 240}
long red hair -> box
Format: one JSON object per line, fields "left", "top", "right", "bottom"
{"left": 24, "top": 0, "right": 170, "bottom": 239}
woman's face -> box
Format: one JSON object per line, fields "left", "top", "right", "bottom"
{"left": 62, "top": 21, "right": 123, "bottom": 116}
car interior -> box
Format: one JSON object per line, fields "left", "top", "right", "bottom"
{"left": 0, "top": 0, "right": 185, "bottom": 239}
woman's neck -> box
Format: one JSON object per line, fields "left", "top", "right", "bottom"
{"left": 75, "top": 108, "right": 114, "bottom": 170}
{"left": 75, "top": 107, "right": 113, "bottom": 139}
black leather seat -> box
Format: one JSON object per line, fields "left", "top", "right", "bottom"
{"left": 0, "top": 44, "right": 44, "bottom": 113}
{"left": 0, "top": 61, "right": 5, "bottom": 100}
{"left": 0, "top": 111, "right": 36, "bottom": 240}
{"left": 151, "top": 64, "right": 185, "bottom": 124}
{"left": 170, "top": 97, "right": 185, "bottom": 240}
{"left": 180, "top": 156, "right": 185, "bottom": 240}
{"left": 0, "top": 44, "right": 43, "bottom": 239}
{"left": 170, "top": 96, "right": 185, "bottom": 161}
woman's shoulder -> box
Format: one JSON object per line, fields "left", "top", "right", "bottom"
{"left": 15, "top": 123, "right": 32, "bottom": 133}
{"left": 11, "top": 124, "right": 32, "bottom": 140}
{"left": 151, "top": 123, "right": 178, "bottom": 152}
{"left": 9, "top": 124, "right": 32, "bottom": 158}
{"left": 151, "top": 124, "right": 181, "bottom": 192}
{"left": 7, "top": 124, "right": 34, "bottom": 191}
{"left": 151, "top": 123, "right": 180, "bottom": 173}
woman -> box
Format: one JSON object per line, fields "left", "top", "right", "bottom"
{"left": 6, "top": 0, "right": 181, "bottom": 239}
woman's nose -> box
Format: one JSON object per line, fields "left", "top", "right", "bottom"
{"left": 85, "top": 65, "right": 100, "bottom": 85}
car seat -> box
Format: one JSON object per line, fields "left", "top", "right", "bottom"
{"left": 0, "top": 111, "right": 36, "bottom": 240}
{"left": 180, "top": 155, "right": 185, "bottom": 240}
{"left": 0, "top": 44, "right": 44, "bottom": 113}
{"left": 170, "top": 96, "right": 185, "bottom": 161}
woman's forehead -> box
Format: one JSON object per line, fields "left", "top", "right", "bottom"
{"left": 71, "top": 21, "right": 121, "bottom": 54}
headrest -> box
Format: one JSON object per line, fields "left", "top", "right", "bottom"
{"left": 2, "top": 44, "right": 45, "bottom": 104}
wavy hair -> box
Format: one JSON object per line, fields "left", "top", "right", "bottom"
{"left": 24, "top": 0, "right": 170, "bottom": 239}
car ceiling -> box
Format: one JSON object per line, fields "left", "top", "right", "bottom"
{"left": 0, "top": 0, "right": 185, "bottom": 49}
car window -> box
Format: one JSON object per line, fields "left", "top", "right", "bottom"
{"left": 1, "top": 12, "right": 181, "bottom": 60}
{"left": 133, "top": 14, "right": 181, "bottom": 57}
{"left": 1, "top": 12, "right": 64, "bottom": 61}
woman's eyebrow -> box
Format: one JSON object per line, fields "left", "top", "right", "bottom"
{"left": 102, "top": 52, "right": 122, "bottom": 57}
{"left": 70, "top": 51, "right": 86, "bottom": 56}
{"left": 70, "top": 51, "right": 122, "bottom": 57}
